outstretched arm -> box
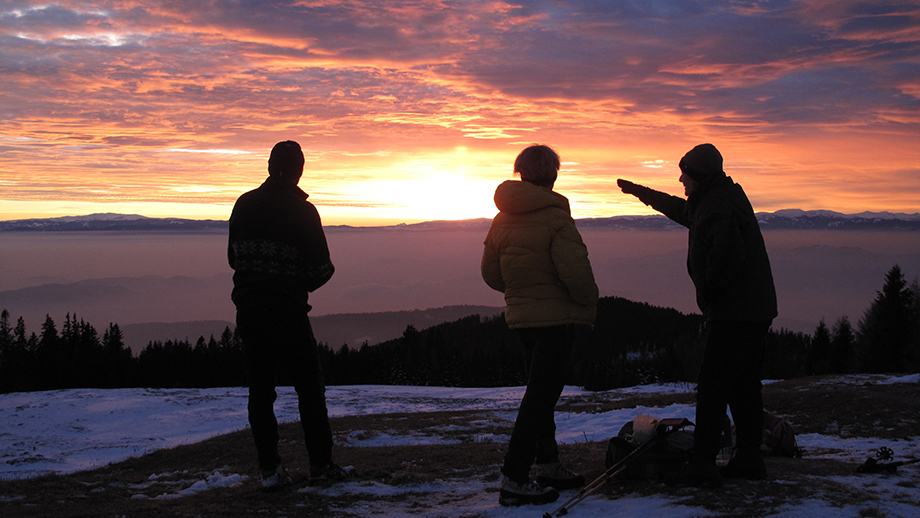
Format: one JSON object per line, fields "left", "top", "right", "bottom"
{"left": 617, "top": 178, "right": 690, "bottom": 228}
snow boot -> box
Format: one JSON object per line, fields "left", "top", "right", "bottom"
{"left": 260, "top": 464, "right": 293, "bottom": 491}
{"left": 498, "top": 475, "right": 559, "bottom": 506}
{"left": 535, "top": 462, "right": 585, "bottom": 490}
{"left": 720, "top": 449, "right": 768, "bottom": 480}
{"left": 309, "top": 461, "right": 356, "bottom": 484}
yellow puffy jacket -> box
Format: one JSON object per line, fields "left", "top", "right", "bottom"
{"left": 481, "top": 180, "right": 598, "bottom": 329}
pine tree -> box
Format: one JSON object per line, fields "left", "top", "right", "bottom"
{"left": 0, "top": 310, "right": 10, "bottom": 347}
{"left": 103, "top": 323, "right": 134, "bottom": 387}
{"left": 829, "top": 316, "right": 856, "bottom": 374}
{"left": 806, "top": 320, "right": 831, "bottom": 375}
{"left": 857, "top": 265, "right": 919, "bottom": 373}
{"left": 72, "top": 317, "right": 103, "bottom": 387}
{"left": 36, "top": 315, "right": 63, "bottom": 389}
{"left": 0, "top": 310, "right": 13, "bottom": 392}
{"left": 0, "top": 313, "right": 37, "bottom": 393}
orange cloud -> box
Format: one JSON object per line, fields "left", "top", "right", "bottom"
{"left": 0, "top": 0, "right": 918, "bottom": 223}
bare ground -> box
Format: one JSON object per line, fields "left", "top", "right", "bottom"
{"left": 1, "top": 375, "right": 919, "bottom": 517}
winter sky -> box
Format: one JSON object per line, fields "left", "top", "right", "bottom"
{"left": 1, "top": 1, "right": 919, "bottom": 225}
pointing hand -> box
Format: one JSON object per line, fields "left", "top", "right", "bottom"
{"left": 617, "top": 179, "right": 642, "bottom": 195}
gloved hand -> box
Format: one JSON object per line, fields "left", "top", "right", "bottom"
{"left": 617, "top": 178, "right": 656, "bottom": 207}
{"left": 617, "top": 178, "right": 644, "bottom": 195}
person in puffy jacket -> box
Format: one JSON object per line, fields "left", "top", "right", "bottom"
{"left": 229, "top": 140, "right": 350, "bottom": 490}
{"left": 618, "top": 143, "right": 777, "bottom": 488}
{"left": 482, "top": 144, "right": 599, "bottom": 506}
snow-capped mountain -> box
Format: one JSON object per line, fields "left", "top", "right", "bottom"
{"left": 0, "top": 213, "right": 226, "bottom": 232}
{"left": 756, "top": 210, "right": 920, "bottom": 230}
{"left": 3, "top": 210, "right": 920, "bottom": 232}
{"left": 581, "top": 210, "right": 920, "bottom": 231}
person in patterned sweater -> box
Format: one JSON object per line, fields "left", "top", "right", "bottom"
{"left": 229, "top": 140, "right": 349, "bottom": 490}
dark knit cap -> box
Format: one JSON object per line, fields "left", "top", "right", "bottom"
{"left": 679, "top": 143, "right": 724, "bottom": 182}
{"left": 268, "top": 140, "right": 305, "bottom": 177}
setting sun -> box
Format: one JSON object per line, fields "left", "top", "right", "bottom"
{"left": 1, "top": 1, "right": 918, "bottom": 224}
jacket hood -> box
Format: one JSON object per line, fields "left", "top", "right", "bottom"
{"left": 493, "top": 180, "right": 570, "bottom": 215}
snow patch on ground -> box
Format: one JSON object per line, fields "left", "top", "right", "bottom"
{"left": 127, "top": 468, "right": 248, "bottom": 500}
{"left": 2, "top": 377, "right": 919, "bottom": 517}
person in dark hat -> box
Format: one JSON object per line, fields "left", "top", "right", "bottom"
{"left": 617, "top": 143, "right": 777, "bottom": 487}
{"left": 229, "top": 140, "right": 352, "bottom": 490}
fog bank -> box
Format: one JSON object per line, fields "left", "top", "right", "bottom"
{"left": 2, "top": 228, "right": 919, "bottom": 338}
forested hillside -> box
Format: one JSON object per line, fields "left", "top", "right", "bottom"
{"left": 2, "top": 265, "right": 918, "bottom": 392}
{"left": 0, "top": 296, "right": 796, "bottom": 392}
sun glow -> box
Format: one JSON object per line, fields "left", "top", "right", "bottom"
{"left": 0, "top": 2, "right": 918, "bottom": 224}
{"left": 354, "top": 173, "right": 499, "bottom": 221}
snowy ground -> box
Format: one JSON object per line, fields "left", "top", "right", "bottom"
{"left": 2, "top": 375, "right": 919, "bottom": 517}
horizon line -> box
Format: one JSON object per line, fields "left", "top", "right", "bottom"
{"left": 4, "top": 208, "right": 920, "bottom": 228}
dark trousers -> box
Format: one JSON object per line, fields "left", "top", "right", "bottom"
{"left": 236, "top": 305, "right": 333, "bottom": 471}
{"left": 694, "top": 319, "right": 771, "bottom": 460}
{"left": 502, "top": 325, "right": 576, "bottom": 482}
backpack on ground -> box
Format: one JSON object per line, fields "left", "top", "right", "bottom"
{"left": 604, "top": 415, "right": 695, "bottom": 482}
{"left": 548, "top": 418, "right": 691, "bottom": 518}
{"left": 762, "top": 411, "right": 801, "bottom": 458}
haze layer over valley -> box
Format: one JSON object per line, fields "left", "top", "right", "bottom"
{"left": 2, "top": 212, "right": 919, "bottom": 351}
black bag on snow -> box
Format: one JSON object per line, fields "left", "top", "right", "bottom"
{"left": 762, "top": 411, "right": 801, "bottom": 457}
{"left": 605, "top": 416, "right": 695, "bottom": 482}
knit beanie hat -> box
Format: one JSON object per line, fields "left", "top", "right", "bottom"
{"left": 679, "top": 143, "right": 724, "bottom": 182}
{"left": 268, "top": 140, "right": 305, "bottom": 177}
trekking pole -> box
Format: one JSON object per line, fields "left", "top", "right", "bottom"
{"left": 542, "top": 418, "right": 690, "bottom": 518}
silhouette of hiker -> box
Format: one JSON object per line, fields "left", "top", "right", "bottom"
{"left": 482, "top": 144, "right": 599, "bottom": 506}
{"left": 228, "top": 140, "right": 350, "bottom": 490}
{"left": 618, "top": 143, "right": 777, "bottom": 487}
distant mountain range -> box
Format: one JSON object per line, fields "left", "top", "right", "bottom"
{"left": 0, "top": 213, "right": 228, "bottom": 232}
{"left": 579, "top": 209, "right": 920, "bottom": 231}
{"left": 3, "top": 210, "right": 920, "bottom": 232}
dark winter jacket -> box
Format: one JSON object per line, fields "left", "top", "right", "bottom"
{"left": 631, "top": 176, "right": 777, "bottom": 322}
{"left": 481, "top": 180, "right": 598, "bottom": 328}
{"left": 228, "top": 176, "right": 334, "bottom": 312}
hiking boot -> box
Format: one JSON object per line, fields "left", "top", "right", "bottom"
{"left": 535, "top": 462, "right": 586, "bottom": 490}
{"left": 260, "top": 465, "right": 292, "bottom": 491}
{"left": 664, "top": 457, "right": 722, "bottom": 488}
{"left": 309, "top": 461, "right": 356, "bottom": 484}
{"left": 720, "top": 449, "right": 768, "bottom": 480}
{"left": 498, "top": 475, "right": 559, "bottom": 506}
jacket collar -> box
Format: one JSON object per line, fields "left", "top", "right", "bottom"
{"left": 262, "top": 175, "right": 309, "bottom": 200}
{"left": 687, "top": 175, "right": 733, "bottom": 209}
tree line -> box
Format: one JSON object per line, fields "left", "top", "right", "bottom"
{"left": 804, "top": 265, "right": 920, "bottom": 376}
{"left": 1, "top": 265, "right": 918, "bottom": 393}
{"left": 316, "top": 296, "right": 813, "bottom": 390}
{"left": 0, "top": 314, "right": 247, "bottom": 393}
